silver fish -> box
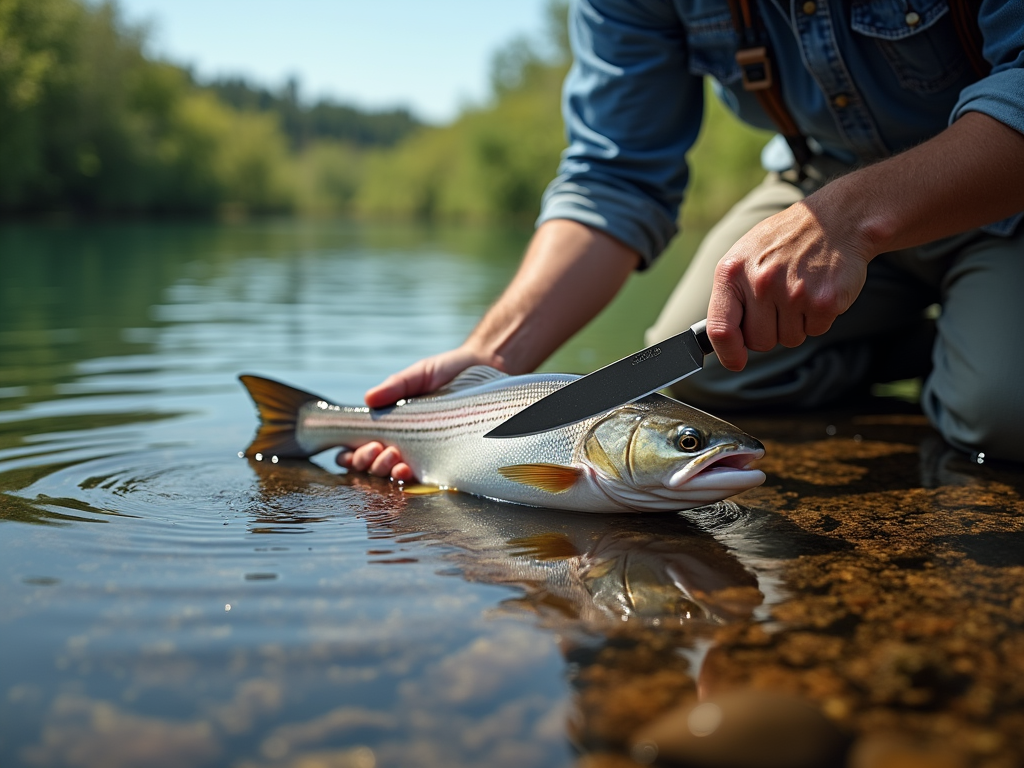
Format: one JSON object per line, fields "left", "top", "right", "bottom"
{"left": 239, "top": 366, "right": 766, "bottom": 513}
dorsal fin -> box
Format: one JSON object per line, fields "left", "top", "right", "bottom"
{"left": 427, "top": 366, "right": 509, "bottom": 397}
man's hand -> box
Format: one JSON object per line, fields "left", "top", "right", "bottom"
{"left": 708, "top": 113, "right": 1024, "bottom": 371}
{"left": 707, "top": 198, "right": 872, "bottom": 371}
{"left": 336, "top": 345, "right": 495, "bottom": 481}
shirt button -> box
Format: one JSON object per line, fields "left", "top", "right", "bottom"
{"left": 905, "top": 11, "right": 921, "bottom": 26}
{"left": 832, "top": 94, "right": 850, "bottom": 109}
{"left": 802, "top": 1, "right": 817, "bottom": 13}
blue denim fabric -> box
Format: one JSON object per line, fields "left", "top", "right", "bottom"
{"left": 538, "top": 0, "right": 1024, "bottom": 266}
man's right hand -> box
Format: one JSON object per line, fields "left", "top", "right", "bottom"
{"left": 335, "top": 345, "right": 494, "bottom": 481}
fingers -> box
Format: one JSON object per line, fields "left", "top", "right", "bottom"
{"left": 364, "top": 348, "right": 485, "bottom": 409}
{"left": 368, "top": 445, "right": 403, "bottom": 476}
{"left": 364, "top": 365, "right": 430, "bottom": 409}
{"left": 336, "top": 442, "right": 381, "bottom": 472}
{"left": 708, "top": 259, "right": 749, "bottom": 372}
{"left": 776, "top": 308, "right": 807, "bottom": 348}
{"left": 336, "top": 443, "right": 415, "bottom": 482}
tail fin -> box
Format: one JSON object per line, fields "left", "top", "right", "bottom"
{"left": 238, "top": 375, "right": 324, "bottom": 459}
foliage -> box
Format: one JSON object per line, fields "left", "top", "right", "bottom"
{"left": 0, "top": 0, "right": 292, "bottom": 215}
{"left": 0, "top": 0, "right": 770, "bottom": 225}
{"left": 204, "top": 76, "right": 421, "bottom": 150}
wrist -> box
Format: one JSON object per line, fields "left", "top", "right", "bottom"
{"left": 458, "top": 336, "right": 515, "bottom": 374}
{"left": 808, "top": 172, "right": 895, "bottom": 261}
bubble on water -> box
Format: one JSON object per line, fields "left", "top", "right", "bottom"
{"left": 631, "top": 741, "right": 658, "bottom": 764}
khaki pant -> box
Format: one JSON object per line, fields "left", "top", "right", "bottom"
{"left": 646, "top": 171, "right": 1024, "bottom": 462}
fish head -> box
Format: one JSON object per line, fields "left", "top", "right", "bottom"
{"left": 580, "top": 397, "right": 766, "bottom": 511}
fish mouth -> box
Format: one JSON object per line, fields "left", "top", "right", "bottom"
{"left": 666, "top": 442, "right": 766, "bottom": 492}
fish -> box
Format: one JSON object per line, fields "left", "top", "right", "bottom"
{"left": 238, "top": 366, "right": 766, "bottom": 513}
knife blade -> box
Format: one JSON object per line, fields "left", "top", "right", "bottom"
{"left": 484, "top": 319, "right": 715, "bottom": 439}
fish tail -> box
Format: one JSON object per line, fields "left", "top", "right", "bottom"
{"left": 238, "top": 374, "right": 322, "bottom": 459}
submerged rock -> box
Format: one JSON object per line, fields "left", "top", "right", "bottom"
{"left": 629, "top": 690, "right": 849, "bottom": 768}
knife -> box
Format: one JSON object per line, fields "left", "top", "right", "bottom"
{"left": 484, "top": 318, "right": 715, "bottom": 439}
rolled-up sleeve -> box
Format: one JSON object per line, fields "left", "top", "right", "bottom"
{"left": 537, "top": 0, "right": 702, "bottom": 268}
{"left": 950, "top": 2, "right": 1024, "bottom": 133}
{"left": 949, "top": 1, "right": 1024, "bottom": 235}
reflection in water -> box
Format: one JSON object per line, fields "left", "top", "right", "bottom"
{"left": 247, "top": 458, "right": 784, "bottom": 761}
{"left": 4, "top": 221, "right": 1024, "bottom": 767}
{"left": 249, "top": 457, "right": 766, "bottom": 631}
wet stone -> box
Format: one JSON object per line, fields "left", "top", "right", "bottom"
{"left": 630, "top": 690, "right": 849, "bottom": 768}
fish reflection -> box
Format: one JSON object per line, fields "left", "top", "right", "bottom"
{"left": 246, "top": 457, "right": 764, "bottom": 630}
{"left": 245, "top": 458, "right": 788, "bottom": 760}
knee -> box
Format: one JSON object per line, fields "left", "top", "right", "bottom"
{"left": 924, "top": 377, "right": 1024, "bottom": 463}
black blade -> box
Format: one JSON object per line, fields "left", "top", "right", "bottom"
{"left": 484, "top": 322, "right": 710, "bottom": 439}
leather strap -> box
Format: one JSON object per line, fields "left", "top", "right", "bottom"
{"left": 724, "top": 0, "right": 989, "bottom": 172}
{"left": 949, "top": 0, "right": 989, "bottom": 78}
{"left": 726, "top": 0, "right": 812, "bottom": 168}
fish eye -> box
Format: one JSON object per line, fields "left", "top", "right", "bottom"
{"left": 677, "top": 427, "right": 703, "bottom": 453}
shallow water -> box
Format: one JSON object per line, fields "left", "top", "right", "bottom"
{"left": 2, "top": 221, "right": 1023, "bottom": 768}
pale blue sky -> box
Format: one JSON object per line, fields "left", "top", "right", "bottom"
{"left": 118, "top": 0, "right": 553, "bottom": 124}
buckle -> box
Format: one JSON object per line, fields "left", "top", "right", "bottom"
{"left": 736, "top": 46, "right": 773, "bottom": 91}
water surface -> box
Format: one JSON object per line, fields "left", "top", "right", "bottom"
{"left": 2, "top": 220, "right": 1023, "bottom": 768}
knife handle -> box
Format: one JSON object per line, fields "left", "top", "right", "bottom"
{"left": 690, "top": 318, "right": 715, "bottom": 357}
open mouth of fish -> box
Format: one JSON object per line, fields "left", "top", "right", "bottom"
{"left": 667, "top": 443, "right": 766, "bottom": 491}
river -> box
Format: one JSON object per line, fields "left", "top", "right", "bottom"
{"left": 2, "top": 220, "right": 1022, "bottom": 768}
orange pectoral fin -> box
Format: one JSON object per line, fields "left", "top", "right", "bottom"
{"left": 497, "top": 463, "right": 584, "bottom": 494}
{"left": 507, "top": 533, "right": 582, "bottom": 561}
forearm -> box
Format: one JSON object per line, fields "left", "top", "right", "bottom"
{"left": 707, "top": 112, "right": 1024, "bottom": 371}
{"left": 465, "top": 219, "right": 640, "bottom": 374}
{"left": 811, "top": 112, "right": 1024, "bottom": 258}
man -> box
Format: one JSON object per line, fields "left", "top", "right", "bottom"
{"left": 343, "top": 0, "right": 1024, "bottom": 480}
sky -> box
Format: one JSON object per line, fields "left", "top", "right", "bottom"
{"left": 117, "top": 0, "right": 554, "bottom": 124}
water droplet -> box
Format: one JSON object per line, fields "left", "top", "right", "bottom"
{"left": 271, "top": 456, "right": 279, "bottom": 464}
{"left": 825, "top": 425, "right": 837, "bottom": 436}
{"left": 237, "top": 451, "right": 244, "bottom": 459}
{"left": 225, "top": 604, "right": 231, "bottom": 611}
{"left": 254, "top": 452, "right": 263, "bottom": 461}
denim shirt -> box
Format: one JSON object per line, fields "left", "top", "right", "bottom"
{"left": 538, "top": 0, "right": 1024, "bottom": 266}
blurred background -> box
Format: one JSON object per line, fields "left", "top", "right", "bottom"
{"left": 0, "top": 0, "right": 771, "bottom": 229}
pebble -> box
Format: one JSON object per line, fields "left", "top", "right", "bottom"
{"left": 629, "top": 690, "right": 848, "bottom": 768}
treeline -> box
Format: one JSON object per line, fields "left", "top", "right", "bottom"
{"left": 0, "top": 0, "right": 770, "bottom": 225}
{"left": 205, "top": 77, "right": 420, "bottom": 150}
